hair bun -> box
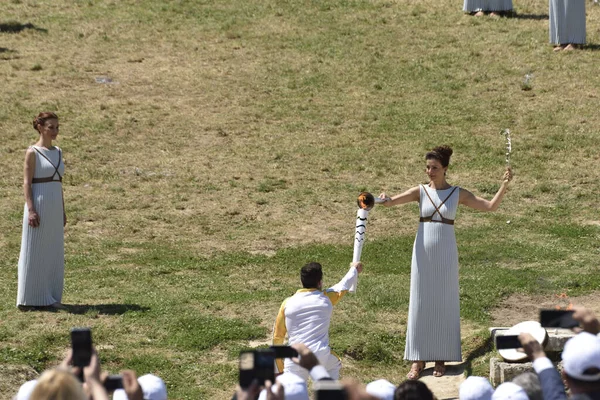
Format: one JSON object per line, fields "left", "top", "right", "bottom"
{"left": 433, "top": 145, "right": 453, "bottom": 158}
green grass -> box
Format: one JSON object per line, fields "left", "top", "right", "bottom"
{"left": 1, "top": 0, "right": 600, "bottom": 398}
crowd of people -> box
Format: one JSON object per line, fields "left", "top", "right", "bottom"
{"left": 13, "top": 306, "right": 600, "bottom": 399}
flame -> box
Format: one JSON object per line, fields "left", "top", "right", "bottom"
{"left": 566, "top": 303, "right": 574, "bottom": 310}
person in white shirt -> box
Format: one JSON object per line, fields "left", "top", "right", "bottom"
{"left": 271, "top": 261, "right": 362, "bottom": 381}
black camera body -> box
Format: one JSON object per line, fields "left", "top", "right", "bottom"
{"left": 239, "top": 349, "right": 275, "bottom": 389}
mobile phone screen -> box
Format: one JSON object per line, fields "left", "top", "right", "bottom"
{"left": 270, "top": 345, "right": 299, "bottom": 359}
{"left": 540, "top": 310, "right": 578, "bottom": 328}
{"left": 495, "top": 335, "right": 523, "bottom": 349}
{"left": 71, "top": 328, "right": 92, "bottom": 368}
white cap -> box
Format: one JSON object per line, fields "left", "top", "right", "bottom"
{"left": 459, "top": 376, "right": 494, "bottom": 400}
{"left": 492, "top": 382, "right": 529, "bottom": 400}
{"left": 365, "top": 379, "right": 395, "bottom": 400}
{"left": 562, "top": 332, "right": 600, "bottom": 382}
{"left": 113, "top": 374, "right": 167, "bottom": 400}
{"left": 15, "top": 380, "right": 37, "bottom": 400}
{"left": 257, "top": 373, "right": 309, "bottom": 400}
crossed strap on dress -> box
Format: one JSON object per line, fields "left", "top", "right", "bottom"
{"left": 31, "top": 147, "right": 62, "bottom": 184}
{"left": 419, "top": 185, "right": 458, "bottom": 225}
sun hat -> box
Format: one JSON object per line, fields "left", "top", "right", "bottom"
{"left": 562, "top": 332, "right": 600, "bottom": 382}
{"left": 365, "top": 379, "right": 395, "bottom": 400}
{"left": 15, "top": 380, "right": 37, "bottom": 400}
{"left": 459, "top": 376, "right": 494, "bottom": 400}
{"left": 491, "top": 382, "right": 529, "bottom": 400}
{"left": 113, "top": 374, "right": 167, "bottom": 400}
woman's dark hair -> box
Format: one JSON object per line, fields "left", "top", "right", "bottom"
{"left": 301, "top": 262, "right": 323, "bottom": 288}
{"left": 33, "top": 112, "right": 58, "bottom": 133}
{"left": 395, "top": 380, "right": 435, "bottom": 400}
{"left": 425, "top": 145, "right": 453, "bottom": 168}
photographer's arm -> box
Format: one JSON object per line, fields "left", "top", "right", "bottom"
{"left": 518, "top": 333, "right": 567, "bottom": 400}
{"left": 325, "top": 263, "right": 362, "bottom": 306}
{"left": 272, "top": 300, "right": 288, "bottom": 373}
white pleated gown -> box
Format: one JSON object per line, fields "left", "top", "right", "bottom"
{"left": 404, "top": 185, "right": 462, "bottom": 362}
{"left": 463, "top": 0, "right": 513, "bottom": 12}
{"left": 549, "top": 0, "right": 586, "bottom": 45}
{"left": 17, "top": 146, "right": 65, "bottom": 306}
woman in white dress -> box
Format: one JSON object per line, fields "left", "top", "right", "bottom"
{"left": 549, "top": 0, "right": 586, "bottom": 51}
{"left": 379, "top": 145, "right": 512, "bottom": 379}
{"left": 17, "top": 112, "right": 66, "bottom": 310}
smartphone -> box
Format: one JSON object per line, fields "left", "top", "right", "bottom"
{"left": 540, "top": 310, "right": 578, "bottom": 328}
{"left": 239, "top": 350, "right": 275, "bottom": 389}
{"left": 70, "top": 328, "right": 92, "bottom": 368}
{"left": 314, "top": 380, "right": 347, "bottom": 400}
{"left": 270, "top": 345, "right": 299, "bottom": 359}
{"left": 103, "top": 375, "right": 124, "bottom": 391}
{"left": 495, "top": 335, "right": 523, "bottom": 350}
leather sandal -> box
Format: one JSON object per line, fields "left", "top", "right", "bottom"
{"left": 433, "top": 361, "right": 446, "bottom": 377}
{"left": 407, "top": 361, "right": 425, "bottom": 380}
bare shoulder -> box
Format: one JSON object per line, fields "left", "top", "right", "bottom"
{"left": 24, "top": 147, "right": 36, "bottom": 161}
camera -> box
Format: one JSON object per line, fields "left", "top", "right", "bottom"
{"left": 239, "top": 349, "right": 275, "bottom": 389}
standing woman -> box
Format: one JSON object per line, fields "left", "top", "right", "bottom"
{"left": 549, "top": 0, "right": 586, "bottom": 51}
{"left": 379, "top": 145, "right": 512, "bottom": 379}
{"left": 17, "top": 112, "right": 66, "bottom": 310}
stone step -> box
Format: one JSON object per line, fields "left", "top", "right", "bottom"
{"left": 490, "top": 357, "right": 563, "bottom": 387}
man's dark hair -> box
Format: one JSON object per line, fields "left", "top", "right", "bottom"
{"left": 301, "top": 262, "right": 323, "bottom": 288}
{"left": 395, "top": 380, "right": 434, "bottom": 400}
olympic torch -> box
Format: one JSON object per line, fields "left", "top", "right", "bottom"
{"left": 350, "top": 192, "right": 388, "bottom": 292}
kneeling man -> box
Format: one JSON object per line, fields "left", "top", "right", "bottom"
{"left": 272, "top": 261, "right": 362, "bottom": 381}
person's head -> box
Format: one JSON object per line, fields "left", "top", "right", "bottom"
{"left": 394, "top": 380, "right": 434, "bottom": 400}
{"left": 561, "top": 332, "right": 600, "bottom": 394}
{"left": 300, "top": 262, "right": 323, "bottom": 289}
{"left": 425, "top": 145, "right": 453, "bottom": 181}
{"left": 33, "top": 112, "right": 59, "bottom": 140}
{"left": 459, "top": 376, "right": 494, "bottom": 400}
{"left": 491, "top": 382, "right": 529, "bottom": 400}
{"left": 29, "top": 369, "right": 85, "bottom": 400}
{"left": 512, "top": 372, "right": 542, "bottom": 400}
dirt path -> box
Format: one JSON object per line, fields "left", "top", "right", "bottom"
{"left": 419, "top": 362, "right": 465, "bottom": 400}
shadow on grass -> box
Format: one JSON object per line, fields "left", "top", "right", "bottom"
{"left": 0, "top": 22, "right": 48, "bottom": 33}
{"left": 0, "top": 47, "right": 10, "bottom": 53}
{"left": 582, "top": 44, "right": 600, "bottom": 51}
{"left": 463, "top": 335, "right": 493, "bottom": 377}
{"left": 65, "top": 304, "right": 150, "bottom": 314}
{"left": 510, "top": 13, "right": 549, "bottom": 20}
{"left": 19, "top": 304, "right": 149, "bottom": 314}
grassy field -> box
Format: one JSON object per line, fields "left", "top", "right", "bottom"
{"left": 1, "top": 0, "right": 600, "bottom": 398}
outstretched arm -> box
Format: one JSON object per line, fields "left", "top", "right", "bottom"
{"left": 325, "top": 262, "right": 362, "bottom": 306}
{"left": 379, "top": 186, "right": 419, "bottom": 207}
{"left": 459, "top": 168, "right": 512, "bottom": 212}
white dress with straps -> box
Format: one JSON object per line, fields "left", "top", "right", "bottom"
{"left": 404, "top": 185, "right": 462, "bottom": 361}
{"left": 17, "top": 146, "right": 65, "bottom": 306}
